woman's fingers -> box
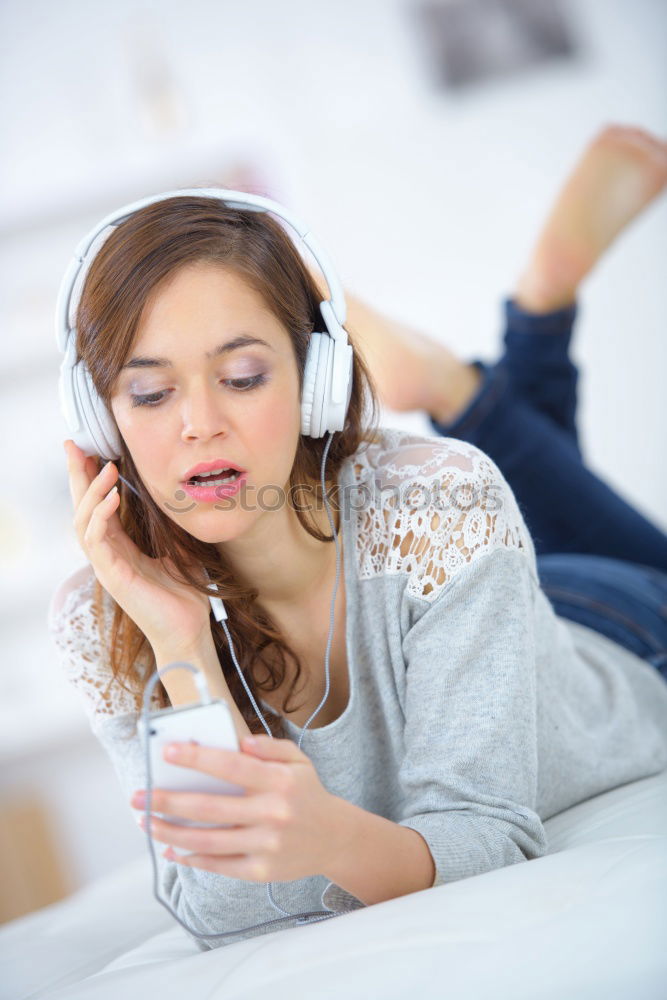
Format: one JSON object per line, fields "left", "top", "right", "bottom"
{"left": 66, "top": 443, "right": 115, "bottom": 525}
{"left": 84, "top": 480, "right": 120, "bottom": 553}
{"left": 64, "top": 439, "right": 125, "bottom": 574}
{"left": 64, "top": 439, "right": 98, "bottom": 509}
{"left": 138, "top": 813, "right": 271, "bottom": 858}
{"left": 135, "top": 789, "right": 280, "bottom": 828}
{"left": 75, "top": 462, "right": 116, "bottom": 540}
{"left": 158, "top": 742, "right": 292, "bottom": 795}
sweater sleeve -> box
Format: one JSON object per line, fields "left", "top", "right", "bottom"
{"left": 397, "top": 542, "right": 549, "bottom": 887}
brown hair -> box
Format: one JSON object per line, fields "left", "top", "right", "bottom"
{"left": 75, "top": 193, "right": 382, "bottom": 737}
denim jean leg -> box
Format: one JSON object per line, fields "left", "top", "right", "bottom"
{"left": 536, "top": 553, "right": 667, "bottom": 683}
{"left": 428, "top": 360, "right": 667, "bottom": 572}
{"left": 500, "top": 298, "right": 581, "bottom": 453}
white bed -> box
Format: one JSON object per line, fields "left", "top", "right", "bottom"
{"left": 2, "top": 768, "right": 666, "bottom": 1000}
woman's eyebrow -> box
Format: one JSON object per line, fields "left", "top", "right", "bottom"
{"left": 121, "top": 333, "right": 275, "bottom": 370}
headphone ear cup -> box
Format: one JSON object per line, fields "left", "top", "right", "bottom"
{"left": 315, "top": 331, "right": 335, "bottom": 436}
{"left": 74, "top": 360, "right": 123, "bottom": 460}
{"left": 301, "top": 330, "right": 348, "bottom": 438}
{"left": 301, "top": 332, "right": 324, "bottom": 438}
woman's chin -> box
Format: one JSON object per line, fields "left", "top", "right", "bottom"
{"left": 165, "top": 507, "right": 251, "bottom": 546}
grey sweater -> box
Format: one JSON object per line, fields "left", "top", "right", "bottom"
{"left": 48, "top": 427, "right": 667, "bottom": 949}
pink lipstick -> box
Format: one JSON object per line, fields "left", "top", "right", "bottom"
{"left": 181, "top": 459, "right": 247, "bottom": 504}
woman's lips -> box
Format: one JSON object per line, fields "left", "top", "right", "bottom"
{"left": 181, "top": 472, "right": 247, "bottom": 503}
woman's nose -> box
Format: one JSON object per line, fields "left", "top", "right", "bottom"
{"left": 180, "top": 386, "right": 229, "bottom": 441}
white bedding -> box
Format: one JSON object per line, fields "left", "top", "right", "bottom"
{"left": 2, "top": 769, "right": 666, "bottom": 1000}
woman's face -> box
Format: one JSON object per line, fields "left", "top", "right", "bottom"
{"left": 110, "top": 261, "right": 303, "bottom": 546}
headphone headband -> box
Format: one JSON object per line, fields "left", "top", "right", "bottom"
{"left": 55, "top": 187, "right": 354, "bottom": 454}
{"left": 55, "top": 187, "right": 347, "bottom": 353}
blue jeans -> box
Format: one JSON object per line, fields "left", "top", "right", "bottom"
{"left": 428, "top": 298, "right": 667, "bottom": 682}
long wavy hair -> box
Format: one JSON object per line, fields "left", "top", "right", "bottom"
{"left": 75, "top": 193, "right": 382, "bottom": 737}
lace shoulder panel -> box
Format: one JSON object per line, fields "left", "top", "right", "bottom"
{"left": 347, "top": 427, "right": 537, "bottom": 602}
{"left": 47, "top": 566, "right": 161, "bottom": 730}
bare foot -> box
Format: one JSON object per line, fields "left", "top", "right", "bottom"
{"left": 343, "top": 291, "right": 481, "bottom": 424}
{"left": 515, "top": 124, "right": 667, "bottom": 312}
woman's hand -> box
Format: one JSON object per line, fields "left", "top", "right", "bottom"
{"left": 63, "top": 439, "right": 212, "bottom": 653}
{"left": 130, "top": 735, "right": 342, "bottom": 882}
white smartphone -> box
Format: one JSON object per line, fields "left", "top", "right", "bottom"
{"left": 136, "top": 699, "right": 245, "bottom": 851}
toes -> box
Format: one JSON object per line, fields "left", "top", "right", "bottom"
{"left": 595, "top": 124, "right": 667, "bottom": 162}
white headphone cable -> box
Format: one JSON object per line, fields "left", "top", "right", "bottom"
{"left": 140, "top": 431, "right": 343, "bottom": 939}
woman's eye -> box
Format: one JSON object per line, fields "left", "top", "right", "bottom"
{"left": 130, "top": 374, "right": 268, "bottom": 408}
{"left": 226, "top": 374, "right": 268, "bottom": 392}
{"left": 130, "top": 390, "right": 166, "bottom": 408}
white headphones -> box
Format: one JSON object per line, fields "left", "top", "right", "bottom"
{"left": 55, "top": 187, "right": 354, "bottom": 459}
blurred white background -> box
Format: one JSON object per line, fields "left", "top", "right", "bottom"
{"left": 0, "top": 0, "right": 665, "bottom": 920}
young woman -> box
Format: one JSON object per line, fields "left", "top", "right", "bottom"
{"left": 50, "top": 124, "right": 667, "bottom": 950}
